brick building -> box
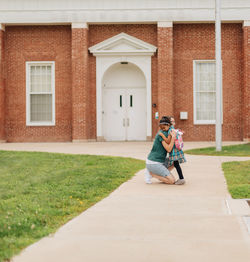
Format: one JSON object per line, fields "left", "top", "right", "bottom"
{"left": 0, "top": 0, "right": 249, "bottom": 142}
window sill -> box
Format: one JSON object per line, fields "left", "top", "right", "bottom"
{"left": 194, "top": 121, "right": 216, "bottom": 125}
{"left": 194, "top": 121, "right": 224, "bottom": 125}
{"left": 26, "top": 122, "right": 55, "bottom": 126}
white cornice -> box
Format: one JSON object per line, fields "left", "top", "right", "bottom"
{"left": 1, "top": 10, "right": 249, "bottom": 24}
{"left": 1, "top": 0, "right": 250, "bottom": 10}
{"left": 89, "top": 32, "right": 157, "bottom": 56}
{"left": 71, "top": 22, "right": 88, "bottom": 29}
{"left": 1, "top": 0, "right": 250, "bottom": 24}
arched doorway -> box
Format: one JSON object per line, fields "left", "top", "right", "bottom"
{"left": 89, "top": 32, "right": 157, "bottom": 141}
{"left": 102, "top": 62, "right": 146, "bottom": 141}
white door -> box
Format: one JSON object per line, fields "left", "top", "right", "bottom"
{"left": 103, "top": 88, "right": 146, "bottom": 141}
{"left": 103, "top": 88, "right": 126, "bottom": 141}
{"left": 127, "top": 88, "right": 147, "bottom": 141}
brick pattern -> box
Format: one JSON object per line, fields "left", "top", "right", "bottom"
{"left": 157, "top": 26, "right": 174, "bottom": 119}
{"left": 173, "top": 24, "right": 243, "bottom": 141}
{"left": 0, "top": 30, "right": 5, "bottom": 141}
{"left": 1, "top": 23, "right": 246, "bottom": 142}
{"left": 4, "top": 26, "right": 72, "bottom": 142}
{"left": 71, "top": 28, "right": 90, "bottom": 141}
{"left": 243, "top": 26, "right": 250, "bottom": 140}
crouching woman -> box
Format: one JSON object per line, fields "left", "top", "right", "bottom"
{"left": 146, "top": 117, "right": 176, "bottom": 184}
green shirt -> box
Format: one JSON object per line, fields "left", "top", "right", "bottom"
{"left": 147, "top": 130, "right": 168, "bottom": 163}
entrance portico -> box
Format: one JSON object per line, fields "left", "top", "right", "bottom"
{"left": 89, "top": 32, "right": 157, "bottom": 141}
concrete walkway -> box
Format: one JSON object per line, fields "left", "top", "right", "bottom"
{"left": 1, "top": 142, "right": 249, "bottom": 262}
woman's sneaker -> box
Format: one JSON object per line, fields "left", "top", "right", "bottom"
{"left": 175, "top": 179, "right": 185, "bottom": 185}
{"left": 145, "top": 169, "right": 152, "bottom": 184}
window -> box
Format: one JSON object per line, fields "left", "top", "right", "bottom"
{"left": 193, "top": 60, "right": 222, "bottom": 124}
{"left": 26, "top": 62, "right": 55, "bottom": 126}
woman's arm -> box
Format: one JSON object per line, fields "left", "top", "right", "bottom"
{"left": 162, "top": 130, "right": 176, "bottom": 152}
{"left": 159, "top": 132, "right": 171, "bottom": 144}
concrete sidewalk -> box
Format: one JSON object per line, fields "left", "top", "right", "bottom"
{"left": 1, "top": 142, "right": 249, "bottom": 262}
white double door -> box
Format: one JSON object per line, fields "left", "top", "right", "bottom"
{"left": 103, "top": 87, "right": 146, "bottom": 141}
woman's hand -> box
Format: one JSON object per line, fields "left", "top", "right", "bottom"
{"left": 162, "top": 130, "right": 176, "bottom": 152}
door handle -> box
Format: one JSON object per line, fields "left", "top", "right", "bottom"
{"left": 123, "top": 119, "right": 125, "bottom": 127}
{"left": 127, "top": 118, "right": 129, "bottom": 127}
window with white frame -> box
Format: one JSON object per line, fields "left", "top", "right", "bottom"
{"left": 193, "top": 60, "right": 221, "bottom": 124}
{"left": 26, "top": 62, "right": 55, "bottom": 126}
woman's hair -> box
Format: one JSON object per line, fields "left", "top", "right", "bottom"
{"left": 159, "top": 116, "right": 171, "bottom": 129}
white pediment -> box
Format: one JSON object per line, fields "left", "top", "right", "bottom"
{"left": 89, "top": 32, "right": 157, "bottom": 56}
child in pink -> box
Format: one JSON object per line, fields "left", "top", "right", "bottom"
{"left": 159, "top": 116, "right": 186, "bottom": 185}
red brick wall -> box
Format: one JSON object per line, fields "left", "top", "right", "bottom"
{"left": 0, "top": 30, "right": 5, "bottom": 141}
{"left": 157, "top": 26, "right": 174, "bottom": 119}
{"left": 88, "top": 24, "right": 159, "bottom": 138}
{"left": 173, "top": 24, "right": 243, "bottom": 141}
{"left": 2, "top": 23, "right": 245, "bottom": 142}
{"left": 243, "top": 26, "right": 250, "bottom": 141}
{"left": 4, "top": 26, "right": 72, "bottom": 142}
{"left": 71, "top": 28, "right": 90, "bottom": 141}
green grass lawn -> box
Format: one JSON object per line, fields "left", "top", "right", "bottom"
{"left": 0, "top": 150, "right": 145, "bottom": 262}
{"left": 185, "top": 143, "right": 250, "bottom": 157}
{"left": 222, "top": 161, "right": 250, "bottom": 199}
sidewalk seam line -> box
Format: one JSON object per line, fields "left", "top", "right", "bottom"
{"left": 225, "top": 199, "right": 232, "bottom": 215}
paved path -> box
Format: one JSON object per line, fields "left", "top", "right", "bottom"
{"left": 1, "top": 142, "right": 249, "bottom": 262}
{"left": 0, "top": 141, "right": 247, "bottom": 160}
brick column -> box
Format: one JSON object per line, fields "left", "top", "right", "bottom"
{"left": 243, "top": 21, "right": 250, "bottom": 141}
{"left": 71, "top": 23, "right": 90, "bottom": 141}
{"left": 157, "top": 22, "right": 174, "bottom": 119}
{"left": 0, "top": 24, "right": 5, "bottom": 142}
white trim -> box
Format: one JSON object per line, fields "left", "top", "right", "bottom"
{"left": 95, "top": 58, "right": 153, "bottom": 140}
{"left": 1, "top": 0, "right": 250, "bottom": 24}
{"left": 89, "top": 32, "right": 157, "bottom": 56}
{"left": 90, "top": 33, "right": 156, "bottom": 140}
{"left": 243, "top": 20, "right": 250, "bottom": 27}
{"left": 26, "top": 61, "right": 55, "bottom": 126}
{"left": 157, "top": 21, "right": 173, "bottom": 27}
{"left": 0, "top": 24, "right": 5, "bottom": 31}
{"left": 193, "top": 60, "right": 223, "bottom": 125}
{"left": 89, "top": 51, "right": 155, "bottom": 56}
{"left": 71, "top": 22, "right": 88, "bottom": 29}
